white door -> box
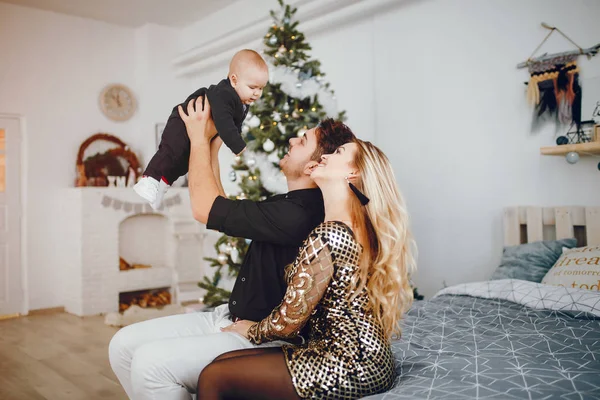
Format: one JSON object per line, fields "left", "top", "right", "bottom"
{"left": 0, "top": 117, "right": 24, "bottom": 317}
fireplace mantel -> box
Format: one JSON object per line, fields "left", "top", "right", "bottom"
{"left": 62, "top": 187, "right": 207, "bottom": 316}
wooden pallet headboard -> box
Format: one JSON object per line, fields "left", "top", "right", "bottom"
{"left": 504, "top": 206, "right": 600, "bottom": 247}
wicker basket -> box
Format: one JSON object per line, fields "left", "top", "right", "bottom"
{"left": 75, "top": 133, "right": 141, "bottom": 187}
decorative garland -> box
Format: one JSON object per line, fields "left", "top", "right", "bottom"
{"left": 100, "top": 193, "right": 182, "bottom": 213}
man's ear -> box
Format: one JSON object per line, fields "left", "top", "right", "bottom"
{"left": 303, "top": 161, "right": 319, "bottom": 176}
{"left": 230, "top": 74, "right": 238, "bottom": 87}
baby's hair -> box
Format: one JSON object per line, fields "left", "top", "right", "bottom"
{"left": 229, "top": 49, "right": 268, "bottom": 77}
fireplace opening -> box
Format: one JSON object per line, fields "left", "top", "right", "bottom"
{"left": 119, "top": 287, "right": 171, "bottom": 313}
{"left": 119, "top": 213, "right": 169, "bottom": 270}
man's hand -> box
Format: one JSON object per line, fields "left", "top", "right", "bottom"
{"left": 177, "top": 96, "right": 217, "bottom": 145}
{"left": 220, "top": 320, "right": 255, "bottom": 339}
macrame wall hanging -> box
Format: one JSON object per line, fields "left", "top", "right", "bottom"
{"left": 517, "top": 23, "right": 600, "bottom": 135}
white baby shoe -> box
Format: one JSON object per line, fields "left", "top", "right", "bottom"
{"left": 151, "top": 179, "right": 170, "bottom": 210}
{"left": 134, "top": 176, "right": 171, "bottom": 210}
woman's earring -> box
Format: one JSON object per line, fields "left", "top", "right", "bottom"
{"left": 345, "top": 175, "right": 370, "bottom": 206}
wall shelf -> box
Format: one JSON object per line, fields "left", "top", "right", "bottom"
{"left": 540, "top": 142, "right": 600, "bottom": 156}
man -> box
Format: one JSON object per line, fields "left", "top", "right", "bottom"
{"left": 109, "top": 96, "right": 355, "bottom": 399}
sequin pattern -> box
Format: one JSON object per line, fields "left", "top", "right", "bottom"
{"left": 247, "top": 221, "right": 395, "bottom": 399}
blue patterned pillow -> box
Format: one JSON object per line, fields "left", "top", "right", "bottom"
{"left": 490, "top": 238, "right": 578, "bottom": 283}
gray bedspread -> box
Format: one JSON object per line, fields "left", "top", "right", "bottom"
{"left": 366, "top": 280, "right": 600, "bottom": 400}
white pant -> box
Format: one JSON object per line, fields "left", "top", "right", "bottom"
{"left": 108, "top": 304, "right": 283, "bottom": 400}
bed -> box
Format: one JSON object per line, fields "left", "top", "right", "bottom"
{"left": 368, "top": 206, "right": 600, "bottom": 399}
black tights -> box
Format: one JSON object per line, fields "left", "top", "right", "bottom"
{"left": 197, "top": 347, "right": 301, "bottom": 400}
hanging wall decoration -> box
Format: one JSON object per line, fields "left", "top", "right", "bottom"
{"left": 517, "top": 23, "right": 600, "bottom": 133}
{"left": 75, "top": 133, "right": 142, "bottom": 187}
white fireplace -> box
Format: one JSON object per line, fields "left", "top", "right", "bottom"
{"left": 62, "top": 187, "right": 209, "bottom": 316}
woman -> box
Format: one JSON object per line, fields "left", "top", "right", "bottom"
{"left": 180, "top": 104, "right": 416, "bottom": 400}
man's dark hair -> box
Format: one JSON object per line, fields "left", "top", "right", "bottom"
{"left": 311, "top": 118, "right": 356, "bottom": 161}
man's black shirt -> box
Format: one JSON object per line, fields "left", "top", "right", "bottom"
{"left": 206, "top": 188, "right": 324, "bottom": 322}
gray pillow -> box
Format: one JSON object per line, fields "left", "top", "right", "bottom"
{"left": 490, "top": 238, "right": 578, "bottom": 283}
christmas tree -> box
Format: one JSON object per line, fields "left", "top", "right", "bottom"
{"left": 199, "top": 0, "right": 344, "bottom": 307}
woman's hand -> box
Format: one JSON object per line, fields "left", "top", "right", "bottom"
{"left": 221, "top": 320, "right": 255, "bottom": 339}
{"left": 177, "top": 96, "right": 217, "bottom": 145}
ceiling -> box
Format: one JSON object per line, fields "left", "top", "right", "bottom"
{"left": 0, "top": 0, "right": 239, "bottom": 27}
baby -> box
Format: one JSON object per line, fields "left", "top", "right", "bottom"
{"left": 134, "top": 49, "right": 269, "bottom": 209}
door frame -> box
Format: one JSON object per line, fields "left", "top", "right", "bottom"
{"left": 0, "top": 113, "right": 28, "bottom": 316}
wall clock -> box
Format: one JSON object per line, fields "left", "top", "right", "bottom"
{"left": 99, "top": 84, "right": 136, "bottom": 122}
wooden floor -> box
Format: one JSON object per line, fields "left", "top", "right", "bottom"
{"left": 0, "top": 311, "right": 128, "bottom": 400}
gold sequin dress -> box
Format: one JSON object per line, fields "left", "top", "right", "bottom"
{"left": 247, "top": 221, "right": 396, "bottom": 399}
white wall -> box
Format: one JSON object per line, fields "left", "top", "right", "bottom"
{"left": 3, "top": 0, "right": 599, "bottom": 309}
{"left": 366, "top": 0, "right": 600, "bottom": 296}
{"left": 178, "top": 0, "right": 600, "bottom": 298}
{"left": 0, "top": 2, "right": 135, "bottom": 309}
{"left": 0, "top": 3, "right": 185, "bottom": 309}
{"left": 133, "top": 24, "right": 189, "bottom": 167}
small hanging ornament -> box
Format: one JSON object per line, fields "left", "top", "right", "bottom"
{"left": 565, "top": 151, "right": 580, "bottom": 164}
{"left": 247, "top": 157, "right": 256, "bottom": 168}
{"left": 238, "top": 192, "right": 247, "bottom": 200}
{"left": 278, "top": 45, "right": 286, "bottom": 54}
{"left": 269, "top": 35, "right": 278, "bottom": 45}
{"left": 283, "top": 103, "right": 290, "bottom": 111}
{"left": 263, "top": 139, "right": 275, "bottom": 152}
{"left": 297, "top": 128, "right": 307, "bottom": 137}
{"left": 223, "top": 243, "right": 233, "bottom": 254}
{"left": 283, "top": 17, "right": 290, "bottom": 24}
{"left": 217, "top": 253, "right": 228, "bottom": 265}
{"left": 292, "top": 111, "right": 299, "bottom": 118}
{"left": 556, "top": 136, "right": 569, "bottom": 145}
{"left": 272, "top": 112, "right": 281, "bottom": 122}
{"left": 229, "top": 170, "right": 237, "bottom": 182}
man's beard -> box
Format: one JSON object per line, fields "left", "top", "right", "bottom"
{"left": 280, "top": 159, "right": 303, "bottom": 180}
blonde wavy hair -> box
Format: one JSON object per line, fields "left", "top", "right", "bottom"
{"left": 348, "top": 139, "right": 417, "bottom": 340}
